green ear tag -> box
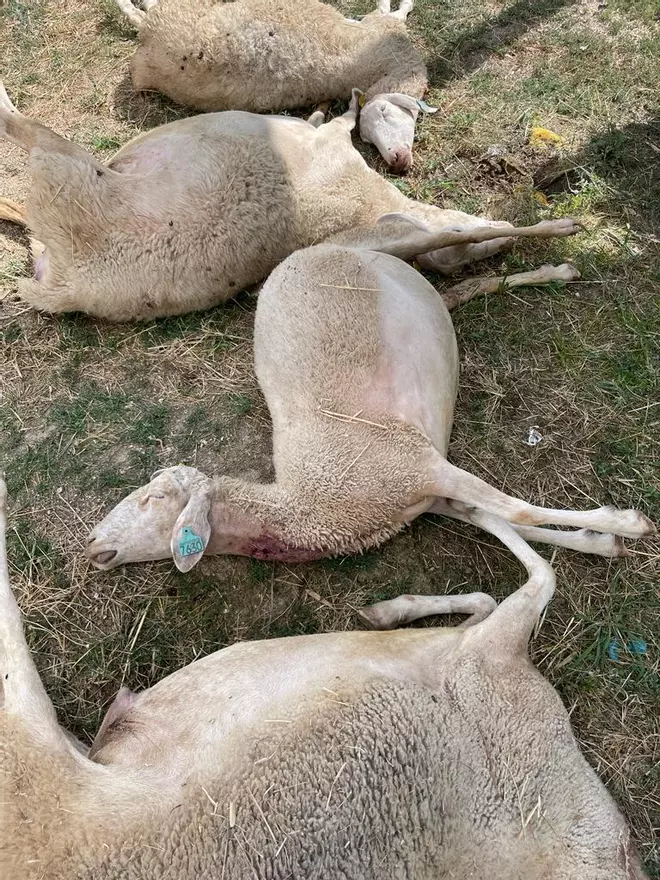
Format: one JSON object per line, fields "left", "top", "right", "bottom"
{"left": 417, "top": 99, "right": 438, "bottom": 114}
{"left": 178, "top": 526, "right": 204, "bottom": 557}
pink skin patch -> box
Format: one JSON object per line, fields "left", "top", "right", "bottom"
{"left": 108, "top": 138, "right": 179, "bottom": 175}
{"left": 242, "top": 533, "right": 326, "bottom": 563}
{"left": 34, "top": 251, "right": 47, "bottom": 281}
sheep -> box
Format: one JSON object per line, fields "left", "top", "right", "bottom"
{"left": 115, "top": 0, "right": 431, "bottom": 173}
{"left": 0, "top": 83, "right": 584, "bottom": 322}
{"left": 0, "top": 477, "right": 650, "bottom": 879}
{"left": 86, "top": 243, "right": 655, "bottom": 571}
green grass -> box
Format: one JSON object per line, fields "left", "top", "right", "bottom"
{"left": 227, "top": 392, "right": 254, "bottom": 416}
{"left": 87, "top": 133, "right": 122, "bottom": 152}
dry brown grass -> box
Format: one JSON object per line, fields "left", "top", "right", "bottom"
{"left": 0, "top": 0, "right": 658, "bottom": 872}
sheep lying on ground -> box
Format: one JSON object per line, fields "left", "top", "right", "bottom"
{"left": 87, "top": 244, "right": 654, "bottom": 570}
{"left": 115, "top": 0, "right": 430, "bottom": 172}
{"left": 1, "top": 478, "right": 649, "bottom": 879}
{"left": 2, "top": 85, "right": 577, "bottom": 322}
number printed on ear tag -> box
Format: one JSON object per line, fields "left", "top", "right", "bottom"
{"left": 178, "top": 526, "right": 204, "bottom": 557}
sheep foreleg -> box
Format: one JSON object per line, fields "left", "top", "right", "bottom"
{"left": 417, "top": 237, "right": 515, "bottom": 274}
{"left": 413, "top": 218, "right": 584, "bottom": 266}
{"left": 0, "top": 80, "right": 93, "bottom": 161}
{"left": 0, "top": 479, "right": 66, "bottom": 745}
{"left": 333, "top": 215, "right": 583, "bottom": 261}
{"left": 113, "top": 0, "right": 146, "bottom": 28}
{"left": 359, "top": 592, "right": 497, "bottom": 630}
{"left": 308, "top": 102, "right": 330, "bottom": 128}
{"left": 319, "top": 89, "right": 362, "bottom": 136}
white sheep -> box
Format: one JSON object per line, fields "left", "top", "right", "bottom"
{"left": 0, "top": 83, "right": 583, "bottom": 322}
{"left": 86, "top": 243, "right": 654, "bottom": 571}
{"left": 0, "top": 477, "right": 650, "bottom": 879}
{"left": 115, "top": 0, "right": 431, "bottom": 173}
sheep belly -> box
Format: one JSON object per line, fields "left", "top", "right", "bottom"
{"left": 368, "top": 257, "right": 459, "bottom": 454}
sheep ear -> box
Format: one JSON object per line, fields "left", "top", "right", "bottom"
{"left": 387, "top": 93, "right": 420, "bottom": 116}
{"left": 171, "top": 490, "right": 212, "bottom": 573}
{"left": 351, "top": 87, "right": 365, "bottom": 111}
{"left": 416, "top": 98, "right": 438, "bottom": 114}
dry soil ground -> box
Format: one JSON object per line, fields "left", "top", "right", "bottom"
{"left": 0, "top": 0, "right": 658, "bottom": 871}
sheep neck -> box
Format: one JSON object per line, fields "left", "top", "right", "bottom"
{"left": 366, "top": 67, "right": 427, "bottom": 101}
{"left": 207, "top": 479, "right": 327, "bottom": 562}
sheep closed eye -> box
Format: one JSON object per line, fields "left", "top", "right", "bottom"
{"left": 138, "top": 492, "right": 166, "bottom": 509}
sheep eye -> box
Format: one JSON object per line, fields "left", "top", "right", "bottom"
{"left": 140, "top": 492, "right": 166, "bottom": 508}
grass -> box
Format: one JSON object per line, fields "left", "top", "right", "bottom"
{"left": 0, "top": 0, "right": 659, "bottom": 871}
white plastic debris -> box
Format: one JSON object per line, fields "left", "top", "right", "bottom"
{"left": 526, "top": 426, "right": 543, "bottom": 446}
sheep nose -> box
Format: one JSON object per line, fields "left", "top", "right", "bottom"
{"left": 85, "top": 536, "right": 118, "bottom": 566}
{"left": 389, "top": 147, "right": 413, "bottom": 174}
{"left": 85, "top": 533, "right": 118, "bottom": 566}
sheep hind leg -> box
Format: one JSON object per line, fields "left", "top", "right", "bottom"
{"left": 427, "top": 459, "right": 656, "bottom": 540}
{"left": 427, "top": 498, "right": 628, "bottom": 558}
{"left": 440, "top": 262, "right": 580, "bottom": 310}
{"left": 460, "top": 510, "right": 558, "bottom": 655}
{"left": 0, "top": 197, "right": 27, "bottom": 227}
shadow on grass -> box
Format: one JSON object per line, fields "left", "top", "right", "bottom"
{"left": 110, "top": 70, "right": 190, "bottom": 131}
{"left": 422, "top": 0, "right": 578, "bottom": 86}
{"left": 535, "top": 118, "right": 660, "bottom": 237}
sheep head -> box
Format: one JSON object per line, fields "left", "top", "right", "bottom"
{"left": 86, "top": 466, "right": 213, "bottom": 573}
{"left": 359, "top": 93, "right": 420, "bottom": 173}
